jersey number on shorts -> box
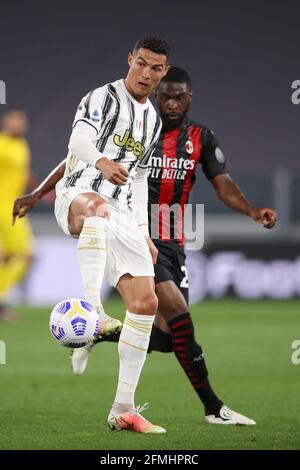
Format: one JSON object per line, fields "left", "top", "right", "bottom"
{"left": 180, "top": 266, "right": 189, "bottom": 288}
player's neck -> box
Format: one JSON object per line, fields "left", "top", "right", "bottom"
{"left": 2, "top": 130, "right": 21, "bottom": 139}
{"left": 162, "top": 116, "right": 187, "bottom": 132}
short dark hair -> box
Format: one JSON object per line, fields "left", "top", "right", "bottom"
{"left": 161, "top": 66, "right": 192, "bottom": 91}
{"left": 133, "top": 36, "right": 170, "bottom": 61}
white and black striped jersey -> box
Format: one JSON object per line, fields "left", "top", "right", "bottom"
{"left": 57, "top": 79, "right": 161, "bottom": 208}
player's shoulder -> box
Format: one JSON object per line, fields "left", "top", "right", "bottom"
{"left": 187, "top": 119, "right": 216, "bottom": 144}
{"left": 80, "top": 81, "right": 117, "bottom": 102}
{"left": 108, "top": 78, "right": 125, "bottom": 96}
{"left": 187, "top": 118, "right": 209, "bottom": 132}
{"left": 147, "top": 98, "right": 157, "bottom": 114}
{"left": 148, "top": 101, "right": 161, "bottom": 126}
{"left": 0, "top": 132, "right": 9, "bottom": 142}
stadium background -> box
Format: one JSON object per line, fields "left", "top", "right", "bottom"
{"left": 0, "top": 0, "right": 299, "bottom": 451}
{"left": 2, "top": 0, "right": 300, "bottom": 303}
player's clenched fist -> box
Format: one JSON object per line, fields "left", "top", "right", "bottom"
{"left": 96, "top": 157, "right": 128, "bottom": 185}
{"left": 250, "top": 208, "right": 277, "bottom": 229}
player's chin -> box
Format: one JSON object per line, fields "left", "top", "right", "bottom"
{"left": 166, "top": 116, "right": 181, "bottom": 128}
{"left": 136, "top": 82, "right": 151, "bottom": 94}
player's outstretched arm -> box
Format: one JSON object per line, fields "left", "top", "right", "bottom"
{"left": 211, "top": 173, "right": 277, "bottom": 229}
{"left": 12, "top": 159, "right": 66, "bottom": 225}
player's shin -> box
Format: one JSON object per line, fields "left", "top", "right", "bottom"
{"left": 167, "top": 312, "right": 223, "bottom": 415}
{"left": 77, "top": 216, "right": 109, "bottom": 323}
{"left": 111, "top": 311, "right": 154, "bottom": 414}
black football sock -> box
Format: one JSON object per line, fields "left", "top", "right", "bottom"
{"left": 94, "top": 323, "right": 174, "bottom": 353}
{"left": 167, "top": 313, "right": 223, "bottom": 415}
{"left": 148, "top": 324, "right": 173, "bottom": 353}
{"left": 94, "top": 330, "right": 121, "bottom": 344}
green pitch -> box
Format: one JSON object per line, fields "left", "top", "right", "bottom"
{"left": 0, "top": 299, "right": 299, "bottom": 450}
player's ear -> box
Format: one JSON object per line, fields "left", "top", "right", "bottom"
{"left": 128, "top": 53, "right": 133, "bottom": 67}
{"left": 162, "top": 64, "right": 170, "bottom": 77}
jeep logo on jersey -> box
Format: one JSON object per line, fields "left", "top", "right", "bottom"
{"left": 113, "top": 129, "right": 145, "bottom": 158}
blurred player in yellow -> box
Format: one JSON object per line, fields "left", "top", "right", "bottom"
{"left": 0, "top": 108, "right": 34, "bottom": 321}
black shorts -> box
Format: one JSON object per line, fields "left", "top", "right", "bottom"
{"left": 154, "top": 240, "right": 189, "bottom": 304}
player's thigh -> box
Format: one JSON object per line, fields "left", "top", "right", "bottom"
{"left": 105, "top": 207, "right": 155, "bottom": 291}
{"left": 117, "top": 274, "right": 158, "bottom": 316}
{"left": 155, "top": 248, "right": 189, "bottom": 305}
{"left": 173, "top": 249, "right": 189, "bottom": 305}
{"left": 68, "top": 192, "right": 109, "bottom": 235}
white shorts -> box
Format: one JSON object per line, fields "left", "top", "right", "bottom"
{"left": 54, "top": 187, "right": 154, "bottom": 287}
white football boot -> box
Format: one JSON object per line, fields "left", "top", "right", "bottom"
{"left": 71, "top": 343, "right": 94, "bottom": 375}
{"left": 204, "top": 405, "right": 256, "bottom": 425}
{"left": 71, "top": 315, "right": 122, "bottom": 375}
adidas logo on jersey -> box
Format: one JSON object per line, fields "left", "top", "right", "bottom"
{"left": 113, "top": 129, "right": 145, "bottom": 158}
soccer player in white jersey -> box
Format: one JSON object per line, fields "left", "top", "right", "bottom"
{"left": 56, "top": 37, "right": 169, "bottom": 433}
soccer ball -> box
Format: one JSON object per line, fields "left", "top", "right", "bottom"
{"left": 49, "top": 298, "right": 99, "bottom": 348}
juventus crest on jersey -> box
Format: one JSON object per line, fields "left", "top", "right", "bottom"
{"left": 57, "top": 79, "right": 161, "bottom": 207}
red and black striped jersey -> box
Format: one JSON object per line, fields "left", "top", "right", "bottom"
{"left": 148, "top": 117, "right": 227, "bottom": 246}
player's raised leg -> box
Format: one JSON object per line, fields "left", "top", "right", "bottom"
{"left": 107, "top": 274, "right": 165, "bottom": 433}
{"left": 68, "top": 192, "right": 122, "bottom": 375}
{"left": 69, "top": 192, "right": 122, "bottom": 333}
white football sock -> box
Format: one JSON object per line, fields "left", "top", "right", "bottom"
{"left": 112, "top": 311, "right": 154, "bottom": 415}
{"left": 77, "top": 216, "right": 109, "bottom": 321}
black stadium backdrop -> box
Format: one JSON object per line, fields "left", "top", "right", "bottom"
{"left": 1, "top": 0, "right": 300, "bottom": 301}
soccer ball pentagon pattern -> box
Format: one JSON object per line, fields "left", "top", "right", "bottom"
{"left": 49, "top": 299, "right": 99, "bottom": 348}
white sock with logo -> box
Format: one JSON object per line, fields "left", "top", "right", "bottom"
{"left": 112, "top": 311, "right": 155, "bottom": 415}
{"left": 77, "top": 216, "right": 109, "bottom": 321}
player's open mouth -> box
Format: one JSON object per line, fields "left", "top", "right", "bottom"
{"left": 138, "top": 82, "right": 149, "bottom": 88}
{"left": 167, "top": 113, "right": 179, "bottom": 120}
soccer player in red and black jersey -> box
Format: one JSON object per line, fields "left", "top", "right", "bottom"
{"left": 143, "top": 67, "right": 276, "bottom": 425}
{"left": 13, "top": 67, "right": 276, "bottom": 426}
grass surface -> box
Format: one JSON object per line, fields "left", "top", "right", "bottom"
{"left": 0, "top": 299, "right": 299, "bottom": 450}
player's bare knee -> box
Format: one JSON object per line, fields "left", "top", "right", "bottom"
{"left": 85, "top": 199, "right": 110, "bottom": 219}
{"left": 147, "top": 293, "right": 159, "bottom": 315}
{"left": 132, "top": 292, "right": 158, "bottom": 315}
